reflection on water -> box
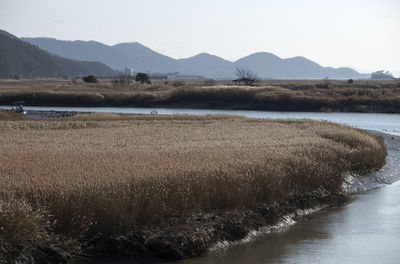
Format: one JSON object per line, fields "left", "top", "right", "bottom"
{"left": 176, "top": 181, "right": 400, "bottom": 264}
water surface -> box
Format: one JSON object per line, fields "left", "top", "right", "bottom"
{"left": 1, "top": 106, "right": 400, "bottom": 136}
{"left": 175, "top": 174, "right": 400, "bottom": 264}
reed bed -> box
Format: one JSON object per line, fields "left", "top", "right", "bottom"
{"left": 0, "top": 114, "right": 386, "bottom": 262}
{"left": 0, "top": 110, "right": 24, "bottom": 121}
{"left": 0, "top": 80, "right": 399, "bottom": 112}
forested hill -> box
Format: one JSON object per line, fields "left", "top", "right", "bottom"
{"left": 0, "top": 30, "right": 115, "bottom": 78}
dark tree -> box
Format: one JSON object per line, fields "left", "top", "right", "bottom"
{"left": 135, "top": 73, "right": 151, "bottom": 84}
{"left": 371, "top": 70, "right": 395, "bottom": 80}
{"left": 347, "top": 79, "right": 354, "bottom": 84}
{"left": 82, "top": 75, "right": 98, "bottom": 83}
{"left": 233, "top": 68, "right": 258, "bottom": 85}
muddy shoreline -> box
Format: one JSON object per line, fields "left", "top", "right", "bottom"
{"left": 25, "top": 110, "right": 90, "bottom": 119}
{"left": 81, "top": 191, "right": 345, "bottom": 263}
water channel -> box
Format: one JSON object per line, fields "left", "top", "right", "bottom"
{"left": 2, "top": 106, "right": 400, "bottom": 263}
{"left": 1, "top": 105, "right": 400, "bottom": 136}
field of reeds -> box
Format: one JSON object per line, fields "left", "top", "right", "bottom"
{"left": 0, "top": 79, "right": 400, "bottom": 112}
{"left": 0, "top": 112, "right": 387, "bottom": 262}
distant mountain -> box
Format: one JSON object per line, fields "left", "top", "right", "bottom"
{"left": 235, "top": 52, "right": 287, "bottom": 78}
{"left": 0, "top": 30, "right": 115, "bottom": 78}
{"left": 175, "top": 53, "right": 235, "bottom": 78}
{"left": 22, "top": 36, "right": 367, "bottom": 79}
{"left": 112, "top": 42, "right": 177, "bottom": 73}
{"left": 21, "top": 38, "right": 176, "bottom": 73}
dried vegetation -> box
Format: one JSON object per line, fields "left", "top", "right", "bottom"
{"left": 0, "top": 113, "right": 387, "bottom": 262}
{"left": 0, "top": 79, "right": 400, "bottom": 112}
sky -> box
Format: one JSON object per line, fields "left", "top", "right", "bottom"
{"left": 1, "top": 0, "right": 399, "bottom": 76}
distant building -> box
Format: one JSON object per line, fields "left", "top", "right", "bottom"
{"left": 124, "top": 68, "right": 134, "bottom": 77}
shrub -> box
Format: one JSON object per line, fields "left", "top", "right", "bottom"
{"left": 234, "top": 68, "right": 258, "bottom": 86}
{"left": 203, "top": 79, "right": 216, "bottom": 86}
{"left": 135, "top": 73, "right": 151, "bottom": 84}
{"left": 371, "top": 70, "right": 395, "bottom": 80}
{"left": 172, "top": 81, "right": 185, "bottom": 87}
{"left": 82, "top": 75, "right": 98, "bottom": 83}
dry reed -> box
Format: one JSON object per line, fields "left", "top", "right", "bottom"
{"left": 0, "top": 80, "right": 399, "bottom": 112}
{"left": 0, "top": 110, "right": 25, "bottom": 121}
{"left": 0, "top": 114, "right": 386, "bottom": 261}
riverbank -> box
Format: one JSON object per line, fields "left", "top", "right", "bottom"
{"left": 1, "top": 79, "right": 400, "bottom": 113}
{"left": 342, "top": 131, "right": 400, "bottom": 193}
{"left": 25, "top": 110, "right": 86, "bottom": 119}
{"left": 0, "top": 113, "right": 388, "bottom": 263}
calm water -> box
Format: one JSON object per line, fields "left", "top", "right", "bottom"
{"left": 175, "top": 180, "right": 400, "bottom": 264}
{"left": 2, "top": 106, "right": 400, "bottom": 263}
{"left": 1, "top": 106, "right": 400, "bottom": 136}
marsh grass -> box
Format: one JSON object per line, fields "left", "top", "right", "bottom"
{"left": 0, "top": 80, "right": 399, "bottom": 112}
{"left": 0, "top": 114, "right": 386, "bottom": 261}
{"left": 0, "top": 110, "right": 25, "bottom": 121}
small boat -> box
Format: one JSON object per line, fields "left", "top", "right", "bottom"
{"left": 11, "top": 101, "right": 27, "bottom": 115}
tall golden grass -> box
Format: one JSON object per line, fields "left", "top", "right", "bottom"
{"left": 0, "top": 114, "right": 386, "bottom": 261}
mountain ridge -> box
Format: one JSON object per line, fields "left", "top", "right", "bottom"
{"left": 21, "top": 36, "right": 368, "bottom": 79}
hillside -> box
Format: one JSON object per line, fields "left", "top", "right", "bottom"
{"left": 177, "top": 53, "right": 235, "bottom": 78}
{"left": 22, "top": 37, "right": 367, "bottom": 79}
{"left": 0, "top": 30, "right": 115, "bottom": 78}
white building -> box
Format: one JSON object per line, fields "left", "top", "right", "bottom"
{"left": 124, "top": 68, "right": 134, "bottom": 77}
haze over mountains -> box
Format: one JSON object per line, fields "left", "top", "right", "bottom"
{"left": 22, "top": 37, "right": 367, "bottom": 79}
{"left": 0, "top": 30, "right": 114, "bottom": 78}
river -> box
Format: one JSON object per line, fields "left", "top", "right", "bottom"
{"left": 2, "top": 106, "right": 400, "bottom": 263}
{"left": 174, "top": 181, "right": 400, "bottom": 264}
{"left": 1, "top": 106, "right": 400, "bottom": 136}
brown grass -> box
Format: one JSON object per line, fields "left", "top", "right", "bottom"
{"left": 0, "top": 114, "right": 387, "bottom": 261}
{"left": 0, "top": 79, "right": 399, "bottom": 112}
{"left": 0, "top": 110, "right": 25, "bottom": 121}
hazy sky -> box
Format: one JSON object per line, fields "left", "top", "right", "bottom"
{"left": 1, "top": 0, "right": 399, "bottom": 75}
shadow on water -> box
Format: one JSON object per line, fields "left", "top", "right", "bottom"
{"left": 90, "top": 179, "right": 400, "bottom": 264}
{"left": 174, "top": 180, "right": 400, "bottom": 264}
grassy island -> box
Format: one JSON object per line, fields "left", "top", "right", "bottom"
{"left": 0, "top": 79, "right": 400, "bottom": 112}
{"left": 0, "top": 111, "right": 386, "bottom": 262}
